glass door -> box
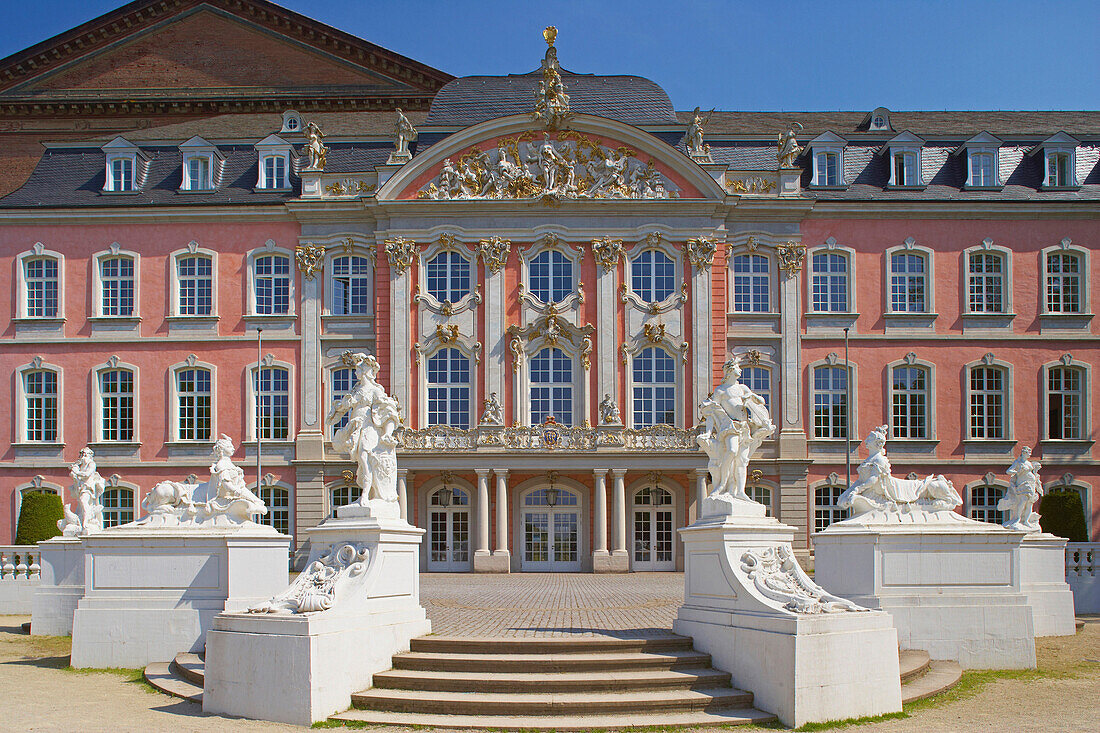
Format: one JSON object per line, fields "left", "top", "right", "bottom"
{"left": 631, "top": 487, "right": 675, "bottom": 571}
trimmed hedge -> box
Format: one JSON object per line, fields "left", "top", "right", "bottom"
{"left": 14, "top": 491, "right": 63, "bottom": 545}
{"left": 1039, "top": 489, "right": 1088, "bottom": 542}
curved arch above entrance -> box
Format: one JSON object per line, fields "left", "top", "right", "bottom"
{"left": 519, "top": 484, "right": 583, "bottom": 572}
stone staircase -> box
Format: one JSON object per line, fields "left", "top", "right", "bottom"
{"left": 144, "top": 635, "right": 963, "bottom": 728}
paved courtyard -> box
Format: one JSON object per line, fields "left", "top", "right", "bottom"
{"left": 420, "top": 572, "right": 685, "bottom": 637}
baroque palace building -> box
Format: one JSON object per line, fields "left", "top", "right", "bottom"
{"left": 1, "top": 1, "right": 1097, "bottom": 571}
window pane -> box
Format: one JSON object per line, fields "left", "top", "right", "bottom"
{"left": 254, "top": 367, "right": 290, "bottom": 440}
{"left": 100, "top": 256, "right": 135, "bottom": 317}
{"left": 969, "top": 486, "right": 1004, "bottom": 524}
{"left": 890, "top": 253, "right": 926, "bottom": 312}
{"left": 1046, "top": 253, "right": 1081, "bottom": 313}
{"left": 331, "top": 256, "right": 372, "bottom": 315}
{"left": 330, "top": 367, "right": 356, "bottom": 436}
{"left": 739, "top": 365, "right": 771, "bottom": 412}
{"left": 102, "top": 488, "right": 134, "bottom": 528}
{"left": 732, "top": 254, "right": 770, "bottom": 312}
{"left": 178, "top": 256, "right": 213, "bottom": 315}
{"left": 530, "top": 250, "right": 572, "bottom": 303}
{"left": 255, "top": 255, "right": 290, "bottom": 315}
{"left": 811, "top": 252, "right": 848, "bottom": 313}
{"left": 631, "top": 249, "right": 675, "bottom": 303}
{"left": 100, "top": 369, "right": 135, "bottom": 442}
{"left": 813, "top": 365, "right": 848, "bottom": 438}
{"left": 426, "top": 348, "right": 471, "bottom": 428}
{"left": 426, "top": 251, "right": 471, "bottom": 303}
{"left": 814, "top": 486, "right": 849, "bottom": 531}
{"left": 969, "top": 367, "right": 1005, "bottom": 439}
{"left": 25, "top": 257, "right": 59, "bottom": 318}
{"left": 530, "top": 347, "right": 572, "bottom": 426}
{"left": 25, "top": 370, "right": 58, "bottom": 442}
{"left": 968, "top": 252, "right": 1004, "bottom": 313}
{"left": 259, "top": 487, "right": 290, "bottom": 534}
{"left": 177, "top": 368, "right": 212, "bottom": 441}
{"left": 891, "top": 365, "right": 928, "bottom": 439}
{"left": 1048, "top": 367, "right": 1082, "bottom": 440}
{"left": 632, "top": 347, "right": 676, "bottom": 427}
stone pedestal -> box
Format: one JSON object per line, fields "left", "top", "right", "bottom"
{"left": 1019, "top": 533, "right": 1076, "bottom": 637}
{"left": 592, "top": 549, "right": 629, "bottom": 573}
{"left": 31, "top": 537, "right": 84, "bottom": 636}
{"left": 69, "top": 525, "right": 290, "bottom": 668}
{"left": 202, "top": 514, "right": 431, "bottom": 726}
{"left": 673, "top": 515, "right": 901, "bottom": 727}
{"left": 473, "top": 551, "right": 510, "bottom": 572}
{"left": 814, "top": 516, "right": 1036, "bottom": 669}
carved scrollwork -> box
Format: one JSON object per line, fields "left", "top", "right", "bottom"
{"left": 686, "top": 236, "right": 719, "bottom": 270}
{"left": 776, "top": 241, "right": 806, "bottom": 277}
{"left": 248, "top": 543, "right": 370, "bottom": 614}
{"left": 294, "top": 244, "right": 325, "bottom": 280}
{"left": 385, "top": 237, "right": 418, "bottom": 275}
{"left": 591, "top": 237, "right": 624, "bottom": 272}
{"left": 739, "top": 545, "right": 864, "bottom": 614}
{"left": 478, "top": 236, "right": 511, "bottom": 274}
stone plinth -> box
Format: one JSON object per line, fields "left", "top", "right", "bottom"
{"left": 69, "top": 525, "right": 289, "bottom": 668}
{"left": 202, "top": 515, "right": 431, "bottom": 726}
{"left": 673, "top": 515, "right": 901, "bottom": 728}
{"left": 814, "top": 514, "right": 1036, "bottom": 669}
{"left": 1019, "top": 533, "right": 1076, "bottom": 637}
{"left": 31, "top": 537, "right": 84, "bottom": 636}
{"left": 592, "top": 550, "right": 629, "bottom": 573}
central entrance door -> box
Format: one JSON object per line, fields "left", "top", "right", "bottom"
{"left": 521, "top": 487, "right": 581, "bottom": 571}
{"left": 427, "top": 486, "right": 471, "bottom": 571}
{"left": 631, "top": 486, "right": 675, "bottom": 571}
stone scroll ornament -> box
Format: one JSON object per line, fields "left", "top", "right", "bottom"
{"left": 248, "top": 544, "right": 370, "bottom": 614}
{"left": 740, "top": 545, "right": 863, "bottom": 614}
{"left": 58, "top": 447, "right": 106, "bottom": 536}
{"left": 999, "top": 446, "right": 1044, "bottom": 532}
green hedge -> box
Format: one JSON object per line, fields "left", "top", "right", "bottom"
{"left": 1039, "top": 489, "right": 1088, "bottom": 542}
{"left": 14, "top": 491, "right": 63, "bottom": 545}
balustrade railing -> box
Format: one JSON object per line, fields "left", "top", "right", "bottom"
{"left": 396, "top": 424, "right": 703, "bottom": 452}
{"left": 1066, "top": 542, "right": 1099, "bottom": 614}
{"left": 0, "top": 545, "right": 41, "bottom": 581}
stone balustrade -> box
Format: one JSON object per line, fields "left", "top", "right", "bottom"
{"left": 0, "top": 544, "right": 42, "bottom": 614}
{"left": 1066, "top": 542, "right": 1099, "bottom": 613}
{"left": 397, "top": 424, "right": 703, "bottom": 453}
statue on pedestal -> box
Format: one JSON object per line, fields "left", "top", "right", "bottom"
{"left": 200, "top": 435, "right": 268, "bottom": 525}
{"left": 686, "top": 107, "right": 713, "bottom": 162}
{"left": 599, "top": 394, "right": 622, "bottom": 425}
{"left": 326, "top": 352, "right": 402, "bottom": 519}
{"left": 305, "top": 121, "right": 328, "bottom": 171}
{"left": 777, "top": 122, "right": 803, "bottom": 169}
{"left": 389, "top": 108, "right": 417, "bottom": 164}
{"left": 480, "top": 392, "right": 504, "bottom": 426}
{"left": 999, "top": 447, "right": 1044, "bottom": 532}
{"left": 58, "top": 448, "right": 106, "bottom": 536}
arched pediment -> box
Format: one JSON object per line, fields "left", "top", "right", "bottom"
{"left": 377, "top": 114, "right": 726, "bottom": 203}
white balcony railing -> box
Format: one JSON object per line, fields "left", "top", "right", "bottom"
{"left": 0, "top": 545, "right": 42, "bottom": 614}
{"left": 1066, "top": 542, "right": 1099, "bottom": 614}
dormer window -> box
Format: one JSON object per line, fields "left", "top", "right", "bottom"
{"left": 868, "top": 107, "right": 892, "bottom": 131}
{"left": 109, "top": 158, "right": 134, "bottom": 191}
{"left": 101, "top": 136, "right": 145, "bottom": 193}
{"left": 893, "top": 153, "right": 917, "bottom": 185}
{"left": 960, "top": 132, "right": 1002, "bottom": 189}
{"left": 254, "top": 134, "right": 293, "bottom": 191}
{"left": 1048, "top": 153, "right": 1071, "bottom": 186}
{"left": 808, "top": 132, "right": 846, "bottom": 187}
{"left": 179, "top": 136, "right": 221, "bottom": 192}
{"left": 262, "top": 155, "right": 288, "bottom": 189}
{"left": 1033, "top": 132, "right": 1079, "bottom": 189}
{"left": 886, "top": 131, "right": 924, "bottom": 187}
{"left": 817, "top": 152, "right": 840, "bottom": 185}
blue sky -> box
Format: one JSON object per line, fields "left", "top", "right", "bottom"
{"left": 1, "top": 0, "right": 1097, "bottom": 111}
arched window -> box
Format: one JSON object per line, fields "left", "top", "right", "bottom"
{"left": 968, "top": 251, "right": 1006, "bottom": 313}
{"left": 969, "top": 366, "right": 1006, "bottom": 439}
{"left": 253, "top": 254, "right": 290, "bottom": 315}
{"left": 1048, "top": 366, "right": 1084, "bottom": 440}
{"left": 812, "top": 365, "right": 848, "bottom": 439}
{"left": 24, "top": 257, "right": 59, "bottom": 318}
{"left": 529, "top": 250, "right": 572, "bottom": 304}
{"left": 99, "top": 255, "right": 135, "bottom": 317}
{"left": 426, "top": 348, "right": 471, "bottom": 428}
{"left": 259, "top": 486, "right": 290, "bottom": 534}
{"left": 632, "top": 250, "right": 675, "bottom": 303}
{"left": 890, "top": 252, "right": 927, "bottom": 313}
{"left": 634, "top": 486, "right": 672, "bottom": 506}
{"left": 430, "top": 486, "right": 470, "bottom": 506}
{"left": 176, "top": 367, "right": 212, "bottom": 441}
{"left": 254, "top": 366, "right": 290, "bottom": 440}
{"left": 330, "top": 367, "right": 355, "bottom": 435}
{"left": 177, "top": 254, "right": 213, "bottom": 316}
{"left": 525, "top": 487, "right": 579, "bottom": 506}
{"left": 731, "top": 254, "right": 770, "bottom": 312}
{"left": 747, "top": 484, "right": 772, "bottom": 516}
{"left": 102, "top": 487, "right": 135, "bottom": 528}
{"left": 23, "top": 369, "right": 58, "bottom": 442}
{"left": 426, "top": 251, "right": 471, "bottom": 303}
{"left": 891, "top": 365, "right": 929, "bottom": 439}
{"left": 739, "top": 365, "right": 771, "bottom": 412}
{"left": 99, "top": 369, "right": 135, "bottom": 442}
{"left": 330, "top": 255, "right": 372, "bottom": 315}
{"left": 814, "top": 485, "right": 848, "bottom": 531}
{"left": 1046, "top": 252, "right": 1082, "bottom": 314}
{"left": 530, "top": 347, "right": 572, "bottom": 426}
{"left": 811, "top": 252, "right": 848, "bottom": 313}
{"left": 332, "top": 483, "right": 363, "bottom": 510}
{"left": 969, "top": 485, "right": 1004, "bottom": 524}
{"left": 632, "top": 347, "right": 675, "bottom": 427}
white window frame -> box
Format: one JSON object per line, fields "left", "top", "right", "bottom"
{"left": 169, "top": 242, "right": 219, "bottom": 320}
{"left": 15, "top": 359, "right": 63, "bottom": 445}
{"left": 1042, "top": 356, "right": 1091, "bottom": 443}
{"left": 965, "top": 478, "right": 1008, "bottom": 524}
{"left": 256, "top": 478, "right": 293, "bottom": 536}
{"left": 886, "top": 355, "right": 937, "bottom": 443}
{"left": 886, "top": 131, "right": 924, "bottom": 187}
{"left": 179, "top": 136, "right": 221, "bottom": 192}
{"left": 624, "top": 235, "right": 685, "bottom": 313}
{"left": 101, "top": 480, "right": 138, "bottom": 528}
{"left": 885, "top": 239, "right": 935, "bottom": 316}
{"left": 15, "top": 243, "right": 65, "bottom": 321}
{"left": 91, "top": 244, "right": 140, "bottom": 320}
{"left": 809, "top": 132, "right": 846, "bottom": 187}
{"left": 729, "top": 251, "right": 774, "bottom": 313}
{"left": 1035, "top": 132, "right": 1079, "bottom": 189}
{"left": 100, "top": 136, "right": 145, "bottom": 193}
{"left": 960, "top": 132, "right": 1002, "bottom": 188}
{"left": 806, "top": 240, "right": 857, "bottom": 315}
{"left": 246, "top": 359, "right": 294, "bottom": 443}
{"left": 255, "top": 134, "right": 293, "bottom": 191}
{"left": 627, "top": 345, "right": 680, "bottom": 428}
{"left": 246, "top": 240, "right": 296, "bottom": 318}
{"left": 527, "top": 345, "right": 578, "bottom": 427}
{"left": 811, "top": 481, "right": 849, "bottom": 532}
{"left": 964, "top": 240, "right": 1013, "bottom": 316}
{"left": 168, "top": 357, "right": 217, "bottom": 444}
{"left": 964, "top": 355, "right": 1013, "bottom": 443}
{"left": 424, "top": 346, "right": 475, "bottom": 429}
{"left": 92, "top": 358, "right": 140, "bottom": 445}
{"left": 1041, "top": 240, "right": 1090, "bottom": 316}
{"left": 808, "top": 358, "right": 857, "bottom": 442}
{"left": 519, "top": 238, "right": 582, "bottom": 309}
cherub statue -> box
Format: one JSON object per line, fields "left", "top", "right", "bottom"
{"left": 599, "top": 394, "right": 622, "bottom": 425}
{"left": 392, "top": 108, "right": 417, "bottom": 160}
{"left": 58, "top": 447, "right": 106, "bottom": 535}
{"left": 480, "top": 392, "right": 504, "bottom": 426}
{"left": 305, "top": 120, "right": 328, "bottom": 171}
{"left": 999, "top": 447, "right": 1044, "bottom": 532}
{"left": 777, "top": 122, "right": 803, "bottom": 169}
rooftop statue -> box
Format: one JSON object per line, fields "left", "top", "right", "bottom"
{"left": 390, "top": 108, "right": 417, "bottom": 163}
{"left": 58, "top": 447, "right": 106, "bottom": 536}
{"left": 686, "top": 107, "right": 713, "bottom": 161}
{"left": 777, "top": 122, "right": 803, "bottom": 169}
{"left": 999, "top": 446, "right": 1044, "bottom": 532}
{"left": 533, "top": 26, "right": 570, "bottom": 129}
{"left": 305, "top": 120, "right": 328, "bottom": 171}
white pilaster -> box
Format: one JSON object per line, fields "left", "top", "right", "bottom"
{"left": 390, "top": 266, "right": 412, "bottom": 414}
{"left": 396, "top": 469, "right": 409, "bottom": 522}
{"left": 694, "top": 469, "right": 709, "bottom": 509}
{"left": 612, "top": 468, "right": 628, "bottom": 556}
{"left": 596, "top": 260, "right": 618, "bottom": 415}
{"left": 691, "top": 264, "right": 713, "bottom": 424}
{"left": 494, "top": 470, "right": 510, "bottom": 556}
{"left": 485, "top": 264, "right": 507, "bottom": 422}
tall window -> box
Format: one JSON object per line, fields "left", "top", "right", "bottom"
{"left": 259, "top": 487, "right": 290, "bottom": 534}
{"left": 739, "top": 365, "right": 771, "bottom": 412}
{"left": 632, "top": 347, "right": 675, "bottom": 427}
{"left": 813, "top": 365, "right": 848, "bottom": 439}
{"left": 254, "top": 254, "right": 290, "bottom": 315}
{"left": 891, "top": 365, "right": 928, "bottom": 439}
{"left": 101, "top": 488, "right": 134, "bottom": 528}
{"left": 969, "top": 366, "right": 1006, "bottom": 439}
{"left": 25, "top": 257, "right": 59, "bottom": 318}
{"left": 178, "top": 255, "right": 213, "bottom": 316}
{"left": 109, "top": 157, "right": 134, "bottom": 191}
{"left": 330, "top": 255, "right": 371, "bottom": 315}
{"left": 186, "top": 157, "right": 209, "bottom": 190}
{"left": 177, "top": 368, "right": 212, "bottom": 441}
{"left": 890, "top": 252, "right": 927, "bottom": 312}
{"left": 731, "top": 254, "right": 770, "bottom": 312}
{"left": 24, "top": 370, "right": 58, "bottom": 442}
{"left": 968, "top": 252, "right": 1004, "bottom": 313}
{"left": 632, "top": 250, "right": 675, "bottom": 303}
{"left": 331, "top": 367, "right": 355, "bottom": 435}
{"left": 1046, "top": 252, "right": 1081, "bottom": 313}
{"left": 1048, "top": 366, "right": 1083, "bottom": 440}
{"left": 811, "top": 252, "right": 848, "bottom": 312}
{"left": 100, "top": 369, "right": 135, "bottom": 442}
{"left": 426, "top": 348, "right": 471, "bottom": 428}
{"left": 254, "top": 367, "right": 290, "bottom": 440}
{"left": 100, "top": 256, "right": 135, "bottom": 317}
{"left": 816, "top": 151, "right": 839, "bottom": 185}
{"left": 426, "top": 252, "right": 470, "bottom": 303}
{"left": 530, "top": 347, "right": 572, "bottom": 426}
{"left": 814, "top": 486, "right": 848, "bottom": 531}
{"left": 529, "top": 250, "right": 572, "bottom": 303}
{"left": 970, "top": 153, "right": 995, "bottom": 186}
{"left": 261, "top": 155, "right": 287, "bottom": 189}
{"left": 893, "top": 152, "right": 917, "bottom": 186}
{"left": 969, "top": 486, "right": 1004, "bottom": 524}
{"left": 1047, "top": 153, "right": 1071, "bottom": 187}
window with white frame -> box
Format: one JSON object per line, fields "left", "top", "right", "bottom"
{"left": 813, "top": 365, "right": 848, "bottom": 439}
{"left": 254, "top": 366, "right": 290, "bottom": 440}
{"left": 102, "top": 487, "right": 135, "bottom": 528}
{"left": 177, "top": 255, "right": 214, "bottom": 316}
{"left": 24, "top": 370, "right": 58, "bottom": 442}
{"left": 100, "top": 369, "right": 135, "bottom": 442}
{"left": 969, "top": 152, "right": 997, "bottom": 187}
{"left": 426, "top": 251, "right": 471, "bottom": 303}
{"left": 332, "top": 483, "right": 363, "bottom": 510}
{"left": 968, "top": 251, "right": 1005, "bottom": 313}
{"left": 1046, "top": 252, "right": 1082, "bottom": 313}
{"left": 330, "top": 255, "right": 371, "bottom": 315}
{"left": 814, "top": 485, "right": 848, "bottom": 531}
{"left": 814, "top": 151, "right": 840, "bottom": 186}
{"left": 969, "top": 485, "right": 1004, "bottom": 523}
{"left": 176, "top": 368, "right": 212, "bottom": 441}
{"left": 969, "top": 366, "right": 1006, "bottom": 439}
{"left": 1047, "top": 153, "right": 1071, "bottom": 187}
{"left": 260, "top": 154, "right": 289, "bottom": 190}
{"left": 426, "top": 348, "right": 471, "bottom": 428}
{"left": 811, "top": 252, "right": 849, "bottom": 312}
{"left": 892, "top": 152, "right": 918, "bottom": 186}
{"left": 731, "top": 254, "right": 770, "bottom": 312}
{"left": 107, "top": 157, "right": 135, "bottom": 192}
{"left": 330, "top": 366, "right": 355, "bottom": 436}
{"left": 99, "top": 256, "right": 135, "bottom": 317}
{"left": 253, "top": 254, "right": 291, "bottom": 315}
{"left": 891, "top": 365, "right": 929, "bottom": 439}
{"left": 1048, "top": 366, "right": 1083, "bottom": 440}
{"left": 632, "top": 249, "right": 675, "bottom": 303}
{"left": 530, "top": 347, "right": 572, "bottom": 425}
{"left": 747, "top": 484, "right": 772, "bottom": 516}
{"left": 889, "top": 252, "right": 927, "bottom": 312}
{"left": 739, "top": 365, "right": 771, "bottom": 412}
{"left": 181, "top": 153, "right": 216, "bottom": 191}
{"left": 529, "top": 250, "right": 572, "bottom": 304}
{"left": 25, "top": 257, "right": 59, "bottom": 318}
{"left": 632, "top": 347, "right": 675, "bottom": 427}
{"left": 259, "top": 486, "right": 290, "bottom": 534}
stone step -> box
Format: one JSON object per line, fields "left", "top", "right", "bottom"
{"left": 899, "top": 649, "right": 931, "bottom": 683}
{"left": 901, "top": 660, "right": 963, "bottom": 704}
{"left": 392, "top": 649, "right": 712, "bottom": 673}
{"left": 351, "top": 686, "right": 755, "bottom": 716}
{"left": 171, "top": 652, "right": 206, "bottom": 687}
{"left": 410, "top": 634, "right": 694, "bottom": 655}
{"left": 373, "top": 666, "right": 732, "bottom": 693}
{"left": 331, "top": 706, "right": 777, "bottom": 730}
{"left": 143, "top": 662, "right": 203, "bottom": 704}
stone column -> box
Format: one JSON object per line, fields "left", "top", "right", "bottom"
{"left": 473, "top": 469, "right": 505, "bottom": 572}
{"left": 608, "top": 468, "right": 629, "bottom": 571}
{"left": 592, "top": 469, "right": 612, "bottom": 572}
{"left": 694, "top": 469, "right": 709, "bottom": 514}
{"left": 493, "top": 470, "right": 511, "bottom": 571}
{"left": 396, "top": 469, "right": 409, "bottom": 522}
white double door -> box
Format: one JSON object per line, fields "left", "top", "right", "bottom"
{"left": 632, "top": 507, "right": 675, "bottom": 571}
{"left": 522, "top": 509, "right": 581, "bottom": 572}
{"left": 427, "top": 507, "right": 470, "bottom": 571}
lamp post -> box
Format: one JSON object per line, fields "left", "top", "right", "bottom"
{"left": 256, "top": 327, "right": 263, "bottom": 492}
{"left": 844, "top": 326, "right": 851, "bottom": 489}
{"left": 545, "top": 471, "right": 559, "bottom": 507}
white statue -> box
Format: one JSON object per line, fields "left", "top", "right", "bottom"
{"left": 392, "top": 108, "right": 417, "bottom": 161}
{"left": 686, "top": 107, "right": 712, "bottom": 160}
{"left": 533, "top": 27, "right": 570, "bottom": 129}
{"left": 327, "top": 352, "right": 401, "bottom": 519}
{"left": 480, "top": 392, "right": 504, "bottom": 426}
{"left": 249, "top": 544, "right": 369, "bottom": 615}
{"left": 838, "top": 425, "right": 962, "bottom": 518}
{"left": 58, "top": 448, "right": 106, "bottom": 536}
{"left": 999, "top": 447, "right": 1044, "bottom": 532}
{"left": 777, "top": 122, "right": 803, "bottom": 169}
{"left": 599, "top": 394, "right": 622, "bottom": 425}
{"left": 697, "top": 358, "right": 775, "bottom": 515}
{"left": 198, "top": 435, "right": 268, "bottom": 525}
{"left": 305, "top": 120, "right": 328, "bottom": 171}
